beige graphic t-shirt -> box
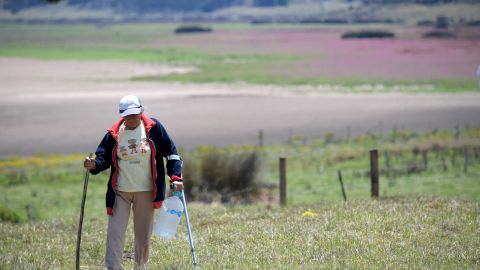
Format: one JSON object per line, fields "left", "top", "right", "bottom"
{"left": 116, "top": 121, "right": 152, "bottom": 192}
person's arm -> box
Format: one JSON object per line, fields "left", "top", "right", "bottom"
{"left": 84, "top": 133, "right": 114, "bottom": 175}
{"left": 156, "top": 121, "right": 183, "bottom": 190}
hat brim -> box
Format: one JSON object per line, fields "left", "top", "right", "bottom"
{"left": 120, "top": 107, "right": 143, "bottom": 117}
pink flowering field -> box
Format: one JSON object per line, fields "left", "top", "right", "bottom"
{"left": 156, "top": 25, "right": 480, "bottom": 81}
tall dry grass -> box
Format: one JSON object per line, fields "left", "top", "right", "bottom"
{"left": 182, "top": 146, "right": 262, "bottom": 204}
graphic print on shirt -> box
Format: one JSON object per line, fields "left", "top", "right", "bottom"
{"left": 119, "top": 146, "right": 128, "bottom": 157}
{"left": 117, "top": 122, "right": 151, "bottom": 168}
{"left": 128, "top": 139, "right": 138, "bottom": 154}
{"left": 116, "top": 121, "right": 152, "bottom": 192}
{"left": 140, "top": 138, "right": 147, "bottom": 154}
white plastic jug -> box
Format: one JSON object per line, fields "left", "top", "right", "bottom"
{"left": 153, "top": 194, "right": 184, "bottom": 239}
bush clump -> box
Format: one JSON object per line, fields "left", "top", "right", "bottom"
{"left": 174, "top": 25, "right": 212, "bottom": 34}
{"left": 0, "top": 205, "right": 21, "bottom": 223}
{"left": 341, "top": 30, "right": 395, "bottom": 39}
{"left": 417, "top": 20, "right": 435, "bottom": 27}
{"left": 466, "top": 20, "right": 480, "bottom": 27}
{"left": 182, "top": 146, "right": 262, "bottom": 204}
{"left": 422, "top": 31, "right": 456, "bottom": 39}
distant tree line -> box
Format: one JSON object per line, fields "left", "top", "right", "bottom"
{"left": 1, "top": 0, "right": 476, "bottom": 15}
{"left": 363, "top": 0, "right": 478, "bottom": 4}
{"left": 1, "top": 0, "right": 288, "bottom": 14}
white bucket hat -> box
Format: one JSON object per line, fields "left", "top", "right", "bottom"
{"left": 119, "top": 95, "right": 143, "bottom": 117}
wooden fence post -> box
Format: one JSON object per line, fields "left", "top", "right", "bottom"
{"left": 258, "top": 129, "right": 264, "bottom": 148}
{"left": 441, "top": 150, "right": 447, "bottom": 172}
{"left": 288, "top": 128, "right": 293, "bottom": 144}
{"left": 337, "top": 170, "right": 347, "bottom": 201}
{"left": 347, "top": 126, "right": 351, "bottom": 143}
{"left": 279, "top": 157, "right": 287, "bottom": 206}
{"left": 455, "top": 122, "right": 460, "bottom": 141}
{"left": 464, "top": 147, "right": 469, "bottom": 173}
{"left": 26, "top": 204, "right": 32, "bottom": 221}
{"left": 370, "top": 149, "right": 379, "bottom": 198}
{"left": 422, "top": 150, "right": 428, "bottom": 171}
{"left": 451, "top": 149, "right": 457, "bottom": 168}
{"left": 392, "top": 125, "right": 397, "bottom": 143}
{"left": 384, "top": 150, "right": 390, "bottom": 177}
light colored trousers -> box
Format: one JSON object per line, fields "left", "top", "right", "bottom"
{"left": 106, "top": 191, "right": 154, "bottom": 270}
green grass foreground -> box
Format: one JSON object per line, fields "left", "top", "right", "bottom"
{"left": 0, "top": 197, "right": 479, "bottom": 269}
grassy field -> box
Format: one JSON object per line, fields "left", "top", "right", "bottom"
{"left": 0, "top": 197, "right": 478, "bottom": 269}
{"left": 0, "top": 23, "right": 478, "bottom": 92}
{"left": 1, "top": 128, "right": 479, "bottom": 268}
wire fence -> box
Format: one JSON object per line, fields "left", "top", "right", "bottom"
{"left": 182, "top": 127, "right": 480, "bottom": 205}
{"left": 271, "top": 145, "right": 480, "bottom": 205}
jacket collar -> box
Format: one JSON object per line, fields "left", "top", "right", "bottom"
{"left": 108, "top": 113, "right": 156, "bottom": 140}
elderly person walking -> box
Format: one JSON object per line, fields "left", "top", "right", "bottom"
{"left": 84, "top": 95, "right": 183, "bottom": 269}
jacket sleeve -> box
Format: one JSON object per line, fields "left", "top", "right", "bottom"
{"left": 155, "top": 120, "right": 182, "bottom": 178}
{"left": 90, "top": 132, "right": 114, "bottom": 175}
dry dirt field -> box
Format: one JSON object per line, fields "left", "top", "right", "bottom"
{"left": 1, "top": 57, "right": 480, "bottom": 157}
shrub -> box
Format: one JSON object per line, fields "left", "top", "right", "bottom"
{"left": 4, "top": 169, "right": 29, "bottom": 186}
{"left": 466, "top": 20, "right": 480, "bottom": 27}
{"left": 174, "top": 25, "right": 212, "bottom": 34}
{"left": 182, "top": 146, "right": 262, "bottom": 204}
{"left": 417, "top": 20, "right": 435, "bottom": 27}
{"left": 422, "top": 31, "right": 456, "bottom": 39}
{"left": 341, "top": 30, "right": 395, "bottom": 39}
{"left": 323, "top": 18, "right": 349, "bottom": 24}
{"left": 251, "top": 19, "right": 272, "bottom": 24}
{"left": 435, "top": 16, "right": 449, "bottom": 29}
{"left": 0, "top": 205, "right": 21, "bottom": 223}
{"left": 324, "top": 132, "right": 337, "bottom": 144}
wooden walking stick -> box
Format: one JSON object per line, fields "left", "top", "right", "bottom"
{"left": 76, "top": 153, "right": 93, "bottom": 270}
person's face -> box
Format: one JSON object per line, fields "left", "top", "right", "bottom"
{"left": 123, "top": 113, "right": 141, "bottom": 130}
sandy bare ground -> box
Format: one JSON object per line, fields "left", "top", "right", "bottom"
{"left": 1, "top": 57, "right": 480, "bottom": 157}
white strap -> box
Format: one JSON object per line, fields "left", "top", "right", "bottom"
{"left": 166, "top": 154, "right": 181, "bottom": 161}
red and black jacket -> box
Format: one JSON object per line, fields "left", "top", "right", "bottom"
{"left": 90, "top": 114, "right": 182, "bottom": 215}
